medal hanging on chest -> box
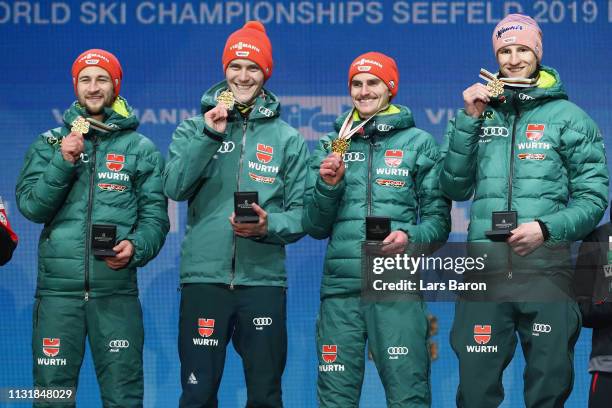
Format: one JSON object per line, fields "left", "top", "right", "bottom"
{"left": 331, "top": 107, "right": 387, "bottom": 155}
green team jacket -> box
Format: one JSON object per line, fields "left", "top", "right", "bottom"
{"left": 440, "top": 67, "right": 608, "bottom": 279}
{"left": 162, "top": 81, "right": 309, "bottom": 287}
{"left": 16, "top": 98, "right": 169, "bottom": 298}
{"left": 302, "top": 105, "right": 451, "bottom": 297}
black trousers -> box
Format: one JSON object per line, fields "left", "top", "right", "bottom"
{"left": 178, "top": 283, "right": 287, "bottom": 408}
{"left": 589, "top": 371, "right": 612, "bottom": 408}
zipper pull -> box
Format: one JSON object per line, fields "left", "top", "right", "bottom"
{"left": 508, "top": 270, "right": 512, "bottom": 279}
{"left": 84, "top": 291, "right": 89, "bottom": 301}
{"left": 229, "top": 283, "right": 235, "bottom": 290}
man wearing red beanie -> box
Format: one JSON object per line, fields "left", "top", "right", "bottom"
{"left": 440, "top": 14, "right": 608, "bottom": 407}
{"left": 303, "top": 52, "right": 450, "bottom": 407}
{"left": 163, "top": 21, "right": 309, "bottom": 407}
{"left": 16, "top": 48, "right": 169, "bottom": 407}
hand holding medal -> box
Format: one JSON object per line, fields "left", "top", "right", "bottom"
{"left": 205, "top": 90, "right": 235, "bottom": 134}
{"left": 61, "top": 117, "right": 88, "bottom": 163}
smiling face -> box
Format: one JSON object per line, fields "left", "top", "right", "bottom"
{"left": 497, "top": 44, "right": 538, "bottom": 78}
{"left": 225, "top": 59, "right": 265, "bottom": 105}
{"left": 350, "top": 73, "right": 391, "bottom": 119}
{"left": 76, "top": 66, "right": 114, "bottom": 120}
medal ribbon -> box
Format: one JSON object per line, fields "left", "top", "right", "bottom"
{"left": 479, "top": 68, "right": 539, "bottom": 88}
{"left": 337, "top": 105, "right": 388, "bottom": 141}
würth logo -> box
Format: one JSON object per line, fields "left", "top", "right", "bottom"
{"left": 526, "top": 124, "right": 545, "bottom": 141}
{"left": 43, "top": 338, "right": 60, "bottom": 357}
{"left": 106, "top": 153, "right": 125, "bottom": 172}
{"left": 256, "top": 144, "right": 273, "bottom": 164}
{"left": 473, "top": 325, "right": 492, "bottom": 345}
{"left": 198, "top": 318, "right": 215, "bottom": 338}
{"left": 384, "top": 150, "right": 403, "bottom": 168}
{"left": 322, "top": 345, "right": 337, "bottom": 363}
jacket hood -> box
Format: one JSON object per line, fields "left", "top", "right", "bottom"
{"left": 333, "top": 104, "right": 416, "bottom": 137}
{"left": 491, "top": 66, "right": 568, "bottom": 111}
{"left": 200, "top": 80, "right": 281, "bottom": 121}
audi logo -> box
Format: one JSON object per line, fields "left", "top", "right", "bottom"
{"left": 109, "top": 340, "right": 129, "bottom": 349}
{"left": 258, "top": 106, "right": 274, "bottom": 117}
{"left": 532, "top": 323, "right": 552, "bottom": 333}
{"left": 387, "top": 346, "right": 409, "bottom": 355}
{"left": 216, "top": 141, "right": 235, "bottom": 154}
{"left": 377, "top": 124, "right": 394, "bottom": 132}
{"left": 479, "top": 127, "right": 509, "bottom": 138}
{"left": 342, "top": 152, "right": 366, "bottom": 162}
{"left": 253, "top": 317, "right": 273, "bottom": 326}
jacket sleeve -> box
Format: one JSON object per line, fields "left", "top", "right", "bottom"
{"left": 257, "top": 132, "right": 309, "bottom": 245}
{"left": 439, "top": 109, "right": 482, "bottom": 201}
{"left": 538, "top": 118, "right": 609, "bottom": 243}
{"left": 127, "top": 139, "right": 170, "bottom": 267}
{"left": 302, "top": 135, "right": 345, "bottom": 240}
{"left": 395, "top": 134, "right": 451, "bottom": 244}
{"left": 162, "top": 118, "right": 225, "bottom": 202}
{"left": 15, "top": 132, "right": 77, "bottom": 224}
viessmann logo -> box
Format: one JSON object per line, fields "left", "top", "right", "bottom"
{"left": 230, "top": 41, "right": 260, "bottom": 52}
{"left": 80, "top": 52, "right": 111, "bottom": 66}
{"left": 352, "top": 58, "right": 383, "bottom": 69}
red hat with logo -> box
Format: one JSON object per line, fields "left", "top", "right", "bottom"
{"left": 222, "top": 21, "right": 273, "bottom": 81}
{"left": 71, "top": 49, "right": 123, "bottom": 99}
{"left": 348, "top": 52, "right": 399, "bottom": 98}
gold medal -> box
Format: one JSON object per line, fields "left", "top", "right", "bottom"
{"left": 486, "top": 78, "right": 505, "bottom": 98}
{"left": 331, "top": 139, "right": 351, "bottom": 156}
{"left": 216, "top": 90, "right": 235, "bottom": 110}
{"left": 71, "top": 117, "right": 90, "bottom": 134}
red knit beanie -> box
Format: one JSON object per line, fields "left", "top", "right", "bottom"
{"left": 222, "top": 21, "right": 273, "bottom": 80}
{"left": 348, "top": 52, "right": 399, "bottom": 98}
{"left": 71, "top": 49, "right": 123, "bottom": 99}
